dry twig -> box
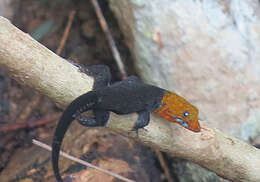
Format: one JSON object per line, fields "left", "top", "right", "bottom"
{"left": 0, "top": 114, "right": 60, "bottom": 132}
{"left": 16, "top": 95, "right": 41, "bottom": 121}
{"left": 155, "top": 150, "right": 174, "bottom": 182}
{"left": 56, "top": 10, "right": 76, "bottom": 55}
{"left": 32, "top": 139, "right": 135, "bottom": 182}
{"left": 91, "top": 0, "right": 127, "bottom": 79}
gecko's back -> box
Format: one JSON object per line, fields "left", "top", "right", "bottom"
{"left": 94, "top": 80, "right": 167, "bottom": 114}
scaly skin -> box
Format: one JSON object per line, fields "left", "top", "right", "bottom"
{"left": 52, "top": 65, "right": 200, "bottom": 182}
{"left": 155, "top": 91, "right": 200, "bottom": 132}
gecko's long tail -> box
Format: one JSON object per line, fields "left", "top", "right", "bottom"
{"left": 52, "top": 91, "right": 98, "bottom": 182}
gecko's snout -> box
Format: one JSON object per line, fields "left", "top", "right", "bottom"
{"left": 187, "top": 120, "right": 201, "bottom": 132}
{"left": 174, "top": 117, "right": 200, "bottom": 132}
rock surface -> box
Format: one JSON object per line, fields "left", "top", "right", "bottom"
{"left": 110, "top": 0, "right": 260, "bottom": 144}
{"left": 110, "top": 0, "right": 260, "bottom": 181}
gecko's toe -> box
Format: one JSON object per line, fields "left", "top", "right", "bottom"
{"left": 130, "top": 126, "right": 148, "bottom": 137}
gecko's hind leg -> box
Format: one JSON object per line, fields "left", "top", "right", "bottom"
{"left": 65, "top": 61, "right": 112, "bottom": 90}
{"left": 77, "top": 64, "right": 112, "bottom": 90}
{"left": 77, "top": 110, "right": 110, "bottom": 127}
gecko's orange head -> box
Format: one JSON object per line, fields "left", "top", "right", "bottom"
{"left": 155, "top": 92, "right": 200, "bottom": 132}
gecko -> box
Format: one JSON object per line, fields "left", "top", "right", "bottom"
{"left": 52, "top": 64, "right": 200, "bottom": 182}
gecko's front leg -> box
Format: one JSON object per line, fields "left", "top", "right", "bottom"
{"left": 132, "top": 110, "right": 150, "bottom": 135}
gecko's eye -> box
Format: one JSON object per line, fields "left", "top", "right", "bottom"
{"left": 183, "top": 111, "right": 189, "bottom": 118}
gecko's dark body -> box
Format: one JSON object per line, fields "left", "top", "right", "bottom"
{"left": 52, "top": 65, "right": 167, "bottom": 182}
{"left": 52, "top": 64, "right": 201, "bottom": 182}
{"left": 91, "top": 78, "right": 166, "bottom": 114}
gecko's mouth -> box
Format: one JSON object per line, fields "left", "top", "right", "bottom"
{"left": 175, "top": 118, "right": 189, "bottom": 128}
{"left": 189, "top": 120, "right": 200, "bottom": 132}
{"left": 173, "top": 116, "right": 201, "bottom": 132}
{"left": 170, "top": 115, "right": 188, "bottom": 128}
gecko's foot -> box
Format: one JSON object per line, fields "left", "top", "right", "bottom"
{"left": 77, "top": 117, "right": 99, "bottom": 127}
{"left": 77, "top": 65, "right": 88, "bottom": 73}
{"left": 254, "top": 144, "right": 260, "bottom": 149}
{"left": 130, "top": 127, "right": 148, "bottom": 137}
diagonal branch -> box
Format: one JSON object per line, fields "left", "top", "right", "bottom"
{"left": 0, "top": 16, "right": 259, "bottom": 182}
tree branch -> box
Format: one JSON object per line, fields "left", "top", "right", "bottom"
{"left": 0, "top": 16, "right": 259, "bottom": 182}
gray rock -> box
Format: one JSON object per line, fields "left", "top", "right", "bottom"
{"left": 110, "top": 0, "right": 260, "bottom": 181}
